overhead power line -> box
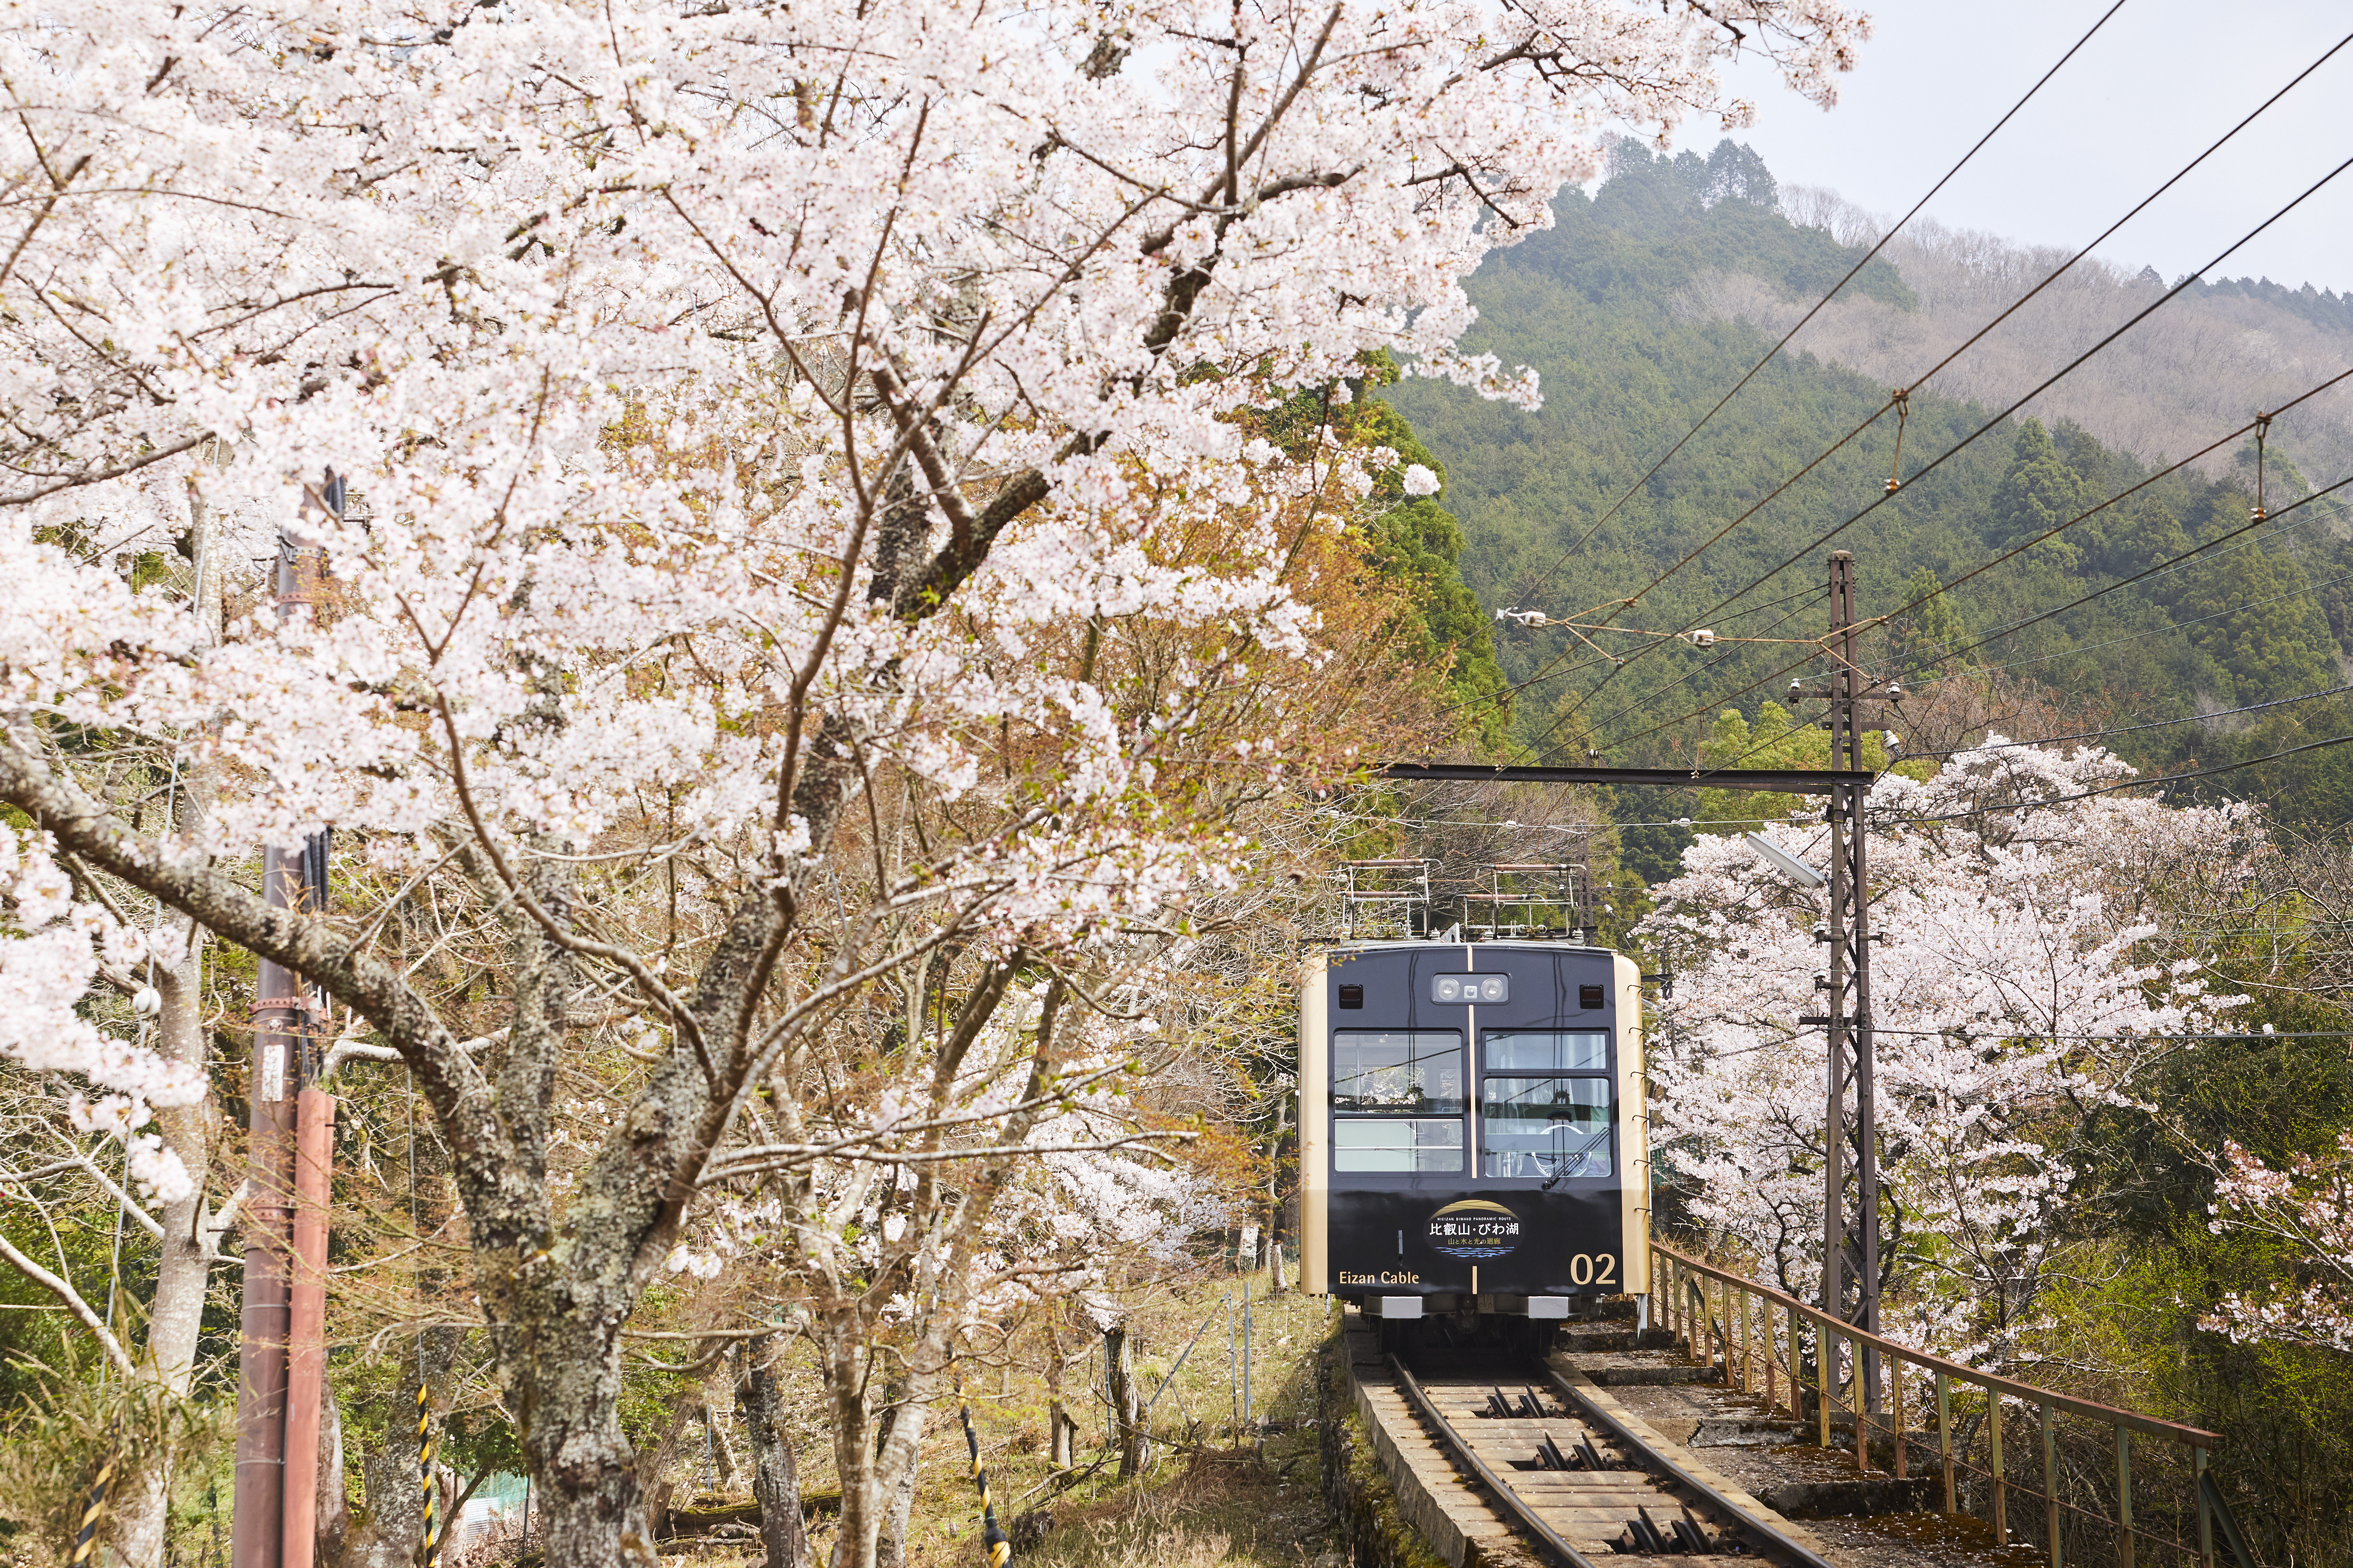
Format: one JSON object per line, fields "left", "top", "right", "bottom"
{"left": 1592, "top": 147, "right": 2353, "bottom": 739}
{"left": 1530, "top": 32, "right": 2353, "bottom": 753}
{"left": 1511, "top": 0, "right": 2135, "bottom": 609}
{"left": 1591, "top": 375, "right": 2353, "bottom": 760}
{"left": 1477, "top": 4, "right": 2143, "bottom": 725}
{"left": 1893, "top": 729, "right": 2353, "bottom": 824}
{"left": 1903, "top": 681, "right": 2353, "bottom": 761}
{"left": 1978, "top": 559, "right": 2353, "bottom": 675}
{"left": 1921, "top": 471, "right": 2353, "bottom": 671}
{"left": 1901, "top": 500, "right": 2341, "bottom": 672}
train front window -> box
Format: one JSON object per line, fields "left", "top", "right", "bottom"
{"left": 1332, "top": 1031, "right": 1464, "bottom": 1113}
{"left": 1480, "top": 1033, "right": 1612, "bottom": 1179}
{"left": 1479, "top": 1078, "right": 1611, "bottom": 1178}
{"left": 1484, "top": 1031, "right": 1609, "bottom": 1072}
{"left": 1332, "top": 1030, "right": 1465, "bottom": 1173}
{"left": 1333, "top": 1118, "right": 1465, "bottom": 1173}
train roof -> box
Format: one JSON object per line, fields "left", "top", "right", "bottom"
{"left": 1319, "top": 939, "right": 1619, "bottom": 955}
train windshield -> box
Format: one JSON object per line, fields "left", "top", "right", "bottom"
{"left": 1331, "top": 1031, "right": 1465, "bottom": 1173}
{"left": 1480, "top": 1032, "right": 1612, "bottom": 1179}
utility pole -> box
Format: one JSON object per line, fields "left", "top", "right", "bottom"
{"left": 1801, "top": 551, "right": 1890, "bottom": 1410}
{"left": 235, "top": 474, "right": 339, "bottom": 1568}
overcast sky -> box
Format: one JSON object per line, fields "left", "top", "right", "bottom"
{"left": 1700, "top": 0, "right": 2353, "bottom": 295}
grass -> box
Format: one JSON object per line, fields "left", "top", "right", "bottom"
{"left": 901, "top": 1274, "right": 1338, "bottom": 1568}
{"left": 638, "top": 1272, "right": 1339, "bottom": 1568}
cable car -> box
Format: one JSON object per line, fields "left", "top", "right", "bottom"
{"left": 1299, "top": 940, "right": 1649, "bottom": 1320}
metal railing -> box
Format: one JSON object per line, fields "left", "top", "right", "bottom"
{"left": 1650, "top": 1240, "right": 2252, "bottom": 1568}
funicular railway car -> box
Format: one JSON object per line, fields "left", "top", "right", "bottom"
{"left": 1300, "top": 941, "right": 1649, "bottom": 1321}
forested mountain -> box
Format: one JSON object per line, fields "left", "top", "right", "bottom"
{"left": 1383, "top": 140, "right": 2353, "bottom": 866}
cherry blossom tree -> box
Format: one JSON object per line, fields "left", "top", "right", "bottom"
{"left": 2202, "top": 1136, "right": 2353, "bottom": 1355}
{"left": 0, "top": 0, "right": 1867, "bottom": 1560}
{"left": 1641, "top": 739, "right": 2258, "bottom": 1365}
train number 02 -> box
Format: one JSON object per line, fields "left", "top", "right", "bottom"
{"left": 1569, "top": 1253, "right": 1618, "bottom": 1286}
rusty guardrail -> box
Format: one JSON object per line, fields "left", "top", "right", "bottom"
{"left": 1650, "top": 1240, "right": 2251, "bottom": 1568}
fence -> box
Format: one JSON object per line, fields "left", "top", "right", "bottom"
{"left": 1650, "top": 1240, "right": 2253, "bottom": 1568}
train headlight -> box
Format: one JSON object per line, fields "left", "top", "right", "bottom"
{"left": 1430, "top": 974, "right": 1509, "bottom": 1004}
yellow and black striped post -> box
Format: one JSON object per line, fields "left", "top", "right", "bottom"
{"left": 67, "top": 1443, "right": 118, "bottom": 1566}
{"left": 955, "top": 1378, "right": 1011, "bottom": 1568}
{"left": 417, "top": 1381, "right": 444, "bottom": 1568}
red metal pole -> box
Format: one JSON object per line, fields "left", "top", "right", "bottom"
{"left": 282, "top": 1086, "right": 334, "bottom": 1568}
{"left": 233, "top": 843, "right": 301, "bottom": 1568}
{"left": 236, "top": 483, "right": 336, "bottom": 1568}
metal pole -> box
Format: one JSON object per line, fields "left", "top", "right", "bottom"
{"left": 1821, "top": 552, "right": 1851, "bottom": 1354}
{"left": 1825, "top": 549, "right": 1881, "bottom": 1410}
{"left": 282, "top": 1086, "right": 334, "bottom": 1568}
{"left": 1241, "top": 1282, "right": 1252, "bottom": 1435}
{"left": 238, "top": 473, "right": 339, "bottom": 1568}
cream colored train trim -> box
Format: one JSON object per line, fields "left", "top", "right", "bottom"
{"left": 1300, "top": 950, "right": 1330, "bottom": 1295}
{"left": 1615, "top": 950, "right": 1651, "bottom": 1297}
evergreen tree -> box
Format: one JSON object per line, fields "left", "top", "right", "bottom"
{"left": 1885, "top": 565, "right": 1970, "bottom": 677}
{"left": 2164, "top": 547, "right": 2337, "bottom": 706}
{"left": 1353, "top": 399, "right": 1512, "bottom": 751}
{"left": 2081, "top": 494, "right": 2191, "bottom": 578}
{"left": 1989, "top": 418, "right": 2089, "bottom": 568}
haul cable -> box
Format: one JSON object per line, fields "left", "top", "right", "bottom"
{"left": 1541, "top": 1366, "right": 1840, "bottom": 1568}
{"left": 1388, "top": 1353, "right": 1841, "bottom": 1565}
{"left": 1388, "top": 1355, "right": 1601, "bottom": 1568}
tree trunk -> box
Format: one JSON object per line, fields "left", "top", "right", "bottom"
{"left": 871, "top": 1400, "right": 926, "bottom": 1568}
{"left": 739, "top": 1337, "right": 811, "bottom": 1568}
{"left": 707, "top": 1397, "right": 742, "bottom": 1491}
{"left": 114, "top": 486, "right": 224, "bottom": 1568}
{"left": 332, "top": 1330, "right": 459, "bottom": 1568}
{"left": 1269, "top": 1240, "right": 1287, "bottom": 1296}
{"left": 314, "top": 1370, "right": 350, "bottom": 1568}
{"left": 1104, "top": 1327, "right": 1143, "bottom": 1478}
{"left": 521, "top": 1319, "right": 660, "bottom": 1567}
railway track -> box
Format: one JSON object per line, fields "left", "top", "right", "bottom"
{"left": 1369, "top": 1341, "right": 1839, "bottom": 1564}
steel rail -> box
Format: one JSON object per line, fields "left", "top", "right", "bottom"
{"left": 1385, "top": 1355, "right": 1601, "bottom": 1568}
{"left": 1537, "top": 1366, "right": 1843, "bottom": 1568}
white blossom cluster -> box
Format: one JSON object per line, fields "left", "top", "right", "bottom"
{"left": 0, "top": 826, "right": 203, "bottom": 1199}
{"left": 1641, "top": 739, "right": 2259, "bottom": 1362}
{"left": 2204, "top": 1133, "right": 2353, "bottom": 1354}
{"left": 0, "top": 0, "right": 1864, "bottom": 1204}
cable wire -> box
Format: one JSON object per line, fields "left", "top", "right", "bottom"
{"left": 1977, "top": 560, "right": 2353, "bottom": 675}
{"left": 1900, "top": 499, "right": 2340, "bottom": 672}
{"left": 1510, "top": 0, "right": 2136, "bottom": 606}
{"left": 1901, "top": 681, "right": 2353, "bottom": 761}
{"left": 1923, "top": 471, "right": 2353, "bottom": 671}
{"left": 1640, "top": 146, "right": 2353, "bottom": 666}
{"left": 1586, "top": 376, "right": 2353, "bottom": 759}
{"left": 1532, "top": 41, "right": 2353, "bottom": 752}
{"left": 1894, "top": 729, "right": 2353, "bottom": 823}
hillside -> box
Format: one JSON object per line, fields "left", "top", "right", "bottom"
{"left": 1715, "top": 185, "right": 2353, "bottom": 488}
{"left": 1383, "top": 140, "right": 2353, "bottom": 860}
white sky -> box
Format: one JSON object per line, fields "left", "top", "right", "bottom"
{"left": 1702, "top": 0, "right": 2353, "bottom": 295}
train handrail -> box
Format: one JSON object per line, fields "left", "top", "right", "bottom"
{"left": 1385, "top": 1355, "right": 1599, "bottom": 1568}
{"left": 1653, "top": 1240, "right": 2217, "bottom": 1444}
{"left": 1650, "top": 1239, "right": 2231, "bottom": 1567}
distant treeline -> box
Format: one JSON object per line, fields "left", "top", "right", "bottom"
{"left": 1379, "top": 139, "right": 2353, "bottom": 841}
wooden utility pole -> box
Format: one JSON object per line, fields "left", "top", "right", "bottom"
{"left": 235, "top": 475, "right": 338, "bottom": 1568}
